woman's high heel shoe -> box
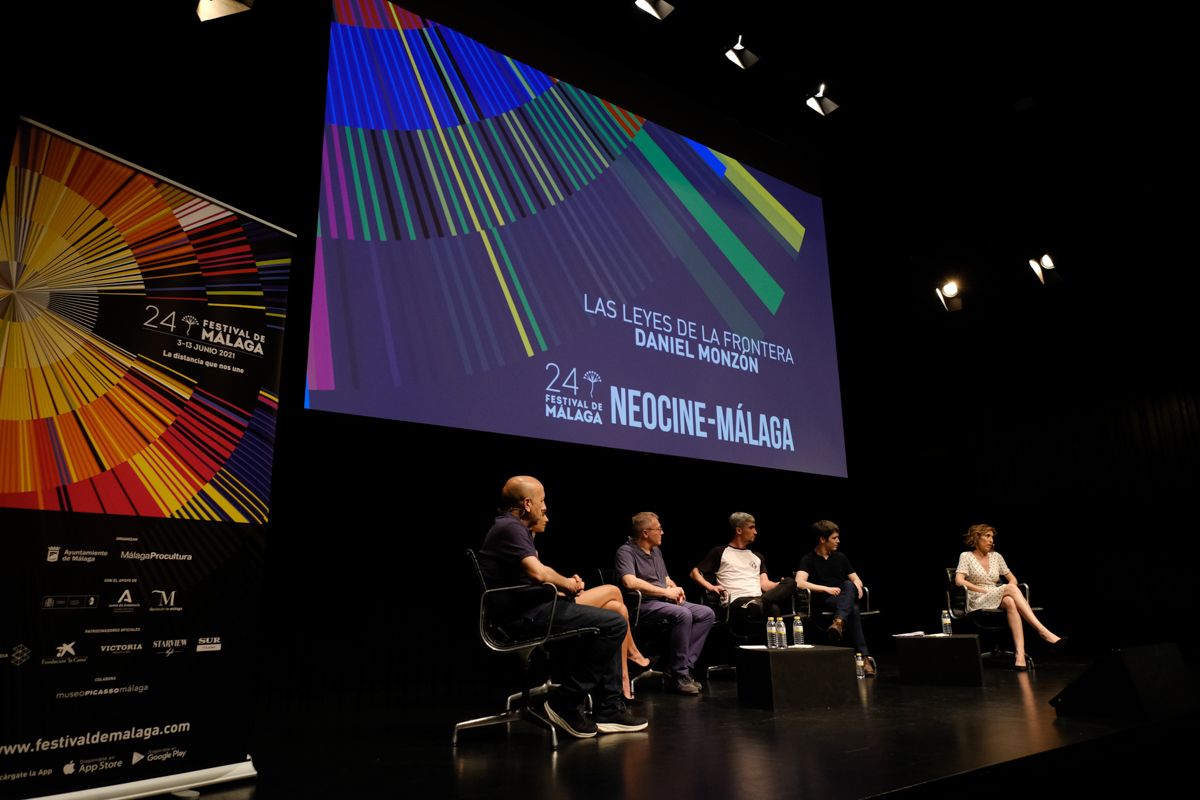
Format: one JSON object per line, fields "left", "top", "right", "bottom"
{"left": 1013, "top": 655, "right": 1030, "bottom": 672}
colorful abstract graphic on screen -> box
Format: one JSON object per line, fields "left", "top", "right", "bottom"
{"left": 307, "top": 0, "right": 846, "bottom": 476}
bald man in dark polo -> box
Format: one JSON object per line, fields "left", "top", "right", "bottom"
{"left": 478, "top": 475, "right": 647, "bottom": 738}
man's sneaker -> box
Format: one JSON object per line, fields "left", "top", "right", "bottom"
{"left": 543, "top": 698, "right": 597, "bottom": 738}
{"left": 594, "top": 703, "right": 648, "bottom": 733}
{"left": 666, "top": 676, "right": 701, "bottom": 695}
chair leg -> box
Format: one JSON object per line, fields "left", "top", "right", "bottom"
{"left": 522, "top": 704, "right": 559, "bottom": 750}
{"left": 507, "top": 679, "right": 554, "bottom": 711}
{"left": 453, "top": 709, "right": 524, "bottom": 747}
{"left": 453, "top": 702, "right": 561, "bottom": 749}
{"left": 460, "top": 666, "right": 563, "bottom": 749}
{"left": 631, "top": 668, "right": 665, "bottom": 693}
{"left": 706, "top": 663, "right": 735, "bottom": 680}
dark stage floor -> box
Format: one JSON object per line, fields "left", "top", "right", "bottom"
{"left": 187, "top": 648, "right": 1197, "bottom": 800}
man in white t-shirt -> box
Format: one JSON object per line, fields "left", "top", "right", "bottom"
{"left": 690, "top": 512, "right": 798, "bottom": 623}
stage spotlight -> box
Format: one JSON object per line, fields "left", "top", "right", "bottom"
{"left": 635, "top": 1, "right": 675, "bottom": 20}
{"left": 806, "top": 84, "right": 839, "bottom": 116}
{"left": 725, "top": 36, "right": 759, "bottom": 69}
{"left": 1028, "top": 253, "right": 1057, "bottom": 285}
{"left": 197, "top": 0, "right": 254, "bottom": 22}
{"left": 936, "top": 280, "right": 963, "bottom": 312}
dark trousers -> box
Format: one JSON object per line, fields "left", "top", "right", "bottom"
{"left": 638, "top": 599, "right": 716, "bottom": 680}
{"left": 519, "top": 600, "right": 626, "bottom": 714}
{"left": 729, "top": 578, "right": 798, "bottom": 624}
{"left": 817, "top": 580, "right": 869, "bottom": 655}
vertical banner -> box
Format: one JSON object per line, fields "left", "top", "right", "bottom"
{"left": 0, "top": 120, "right": 292, "bottom": 798}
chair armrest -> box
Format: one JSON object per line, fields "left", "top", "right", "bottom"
{"left": 624, "top": 587, "right": 645, "bottom": 626}
{"left": 598, "top": 568, "right": 648, "bottom": 624}
{"left": 779, "top": 587, "right": 799, "bottom": 621}
{"left": 479, "top": 582, "right": 562, "bottom": 652}
{"left": 946, "top": 588, "right": 965, "bottom": 620}
{"left": 696, "top": 589, "right": 732, "bottom": 622}
{"left": 795, "top": 587, "right": 813, "bottom": 618}
{"left": 945, "top": 568, "right": 969, "bottom": 620}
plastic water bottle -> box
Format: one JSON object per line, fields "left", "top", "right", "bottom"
{"left": 771, "top": 617, "right": 783, "bottom": 648}
{"left": 765, "top": 616, "right": 776, "bottom": 648}
{"left": 855, "top": 651, "right": 865, "bottom": 679}
{"left": 941, "top": 610, "right": 952, "bottom": 635}
{"left": 792, "top": 616, "right": 804, "bottom": 646}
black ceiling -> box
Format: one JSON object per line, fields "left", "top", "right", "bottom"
{"left": 7, "top": 0, "right": 1189, "bottom": 366}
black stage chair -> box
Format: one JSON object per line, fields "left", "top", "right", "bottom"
{"left": 796, "top": 585, "right": 879, "bottom": 635}
{"left": 453, "top": 550, "right": 598, "bottom": 750}
{"left": 692, "top": 581, "right": 798, "bottom": 680}
{"left": 794, "top": 585, "right": 879, "bottom": 673}
{"left": 594, "top": 568, "right": 672, "bottom": 696}
{"left": 944, "top": 567, "right": 1038, "bottom": 669}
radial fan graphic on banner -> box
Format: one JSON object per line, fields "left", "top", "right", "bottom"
{"left": 0, "top": 121, "right": 292, "bottom": 521}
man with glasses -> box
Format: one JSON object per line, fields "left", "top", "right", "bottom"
{"left": 615, "top": 512, "right": 716, "bottom": 695}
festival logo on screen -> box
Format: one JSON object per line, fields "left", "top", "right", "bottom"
{"left": 305, "top": 0, "right": 846, "bottom": 476}
{"left": 0, "top": 120, "right": 294, "bottom": 520}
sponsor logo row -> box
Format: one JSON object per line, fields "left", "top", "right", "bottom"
{"left": 46, "top": 547, "right": 193, "bottom": 563}
{"left": 41, "top": 588, "right": 184, "bottom": 612}
{"left": 3, "top": 637, "right": 222, "bottom": 667}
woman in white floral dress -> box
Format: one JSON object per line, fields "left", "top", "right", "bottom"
{"left": 955, "top": 524, "right": 1063, "bottom": 670}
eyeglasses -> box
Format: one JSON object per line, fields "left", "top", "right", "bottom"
{"left": 646, "top": 527, "right": 664, "bottom": 533}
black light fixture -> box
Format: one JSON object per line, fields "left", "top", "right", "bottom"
{"left": 725, "top": 36, "right": 759, "bottom": 69}
{"left": 196, "top": 0, "right": 254, "bottom": 22}
{"left": 936, "top": 280, "right": 963, "bottom": 312}
{"left": 1028, "top": 253, "right": 1057, "bottom": 285}
{"left": 635, "top": 1, "right": 675, "bottom": 20}
{"left": 806, "top": 83, "right": 839, "bottom": 116}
